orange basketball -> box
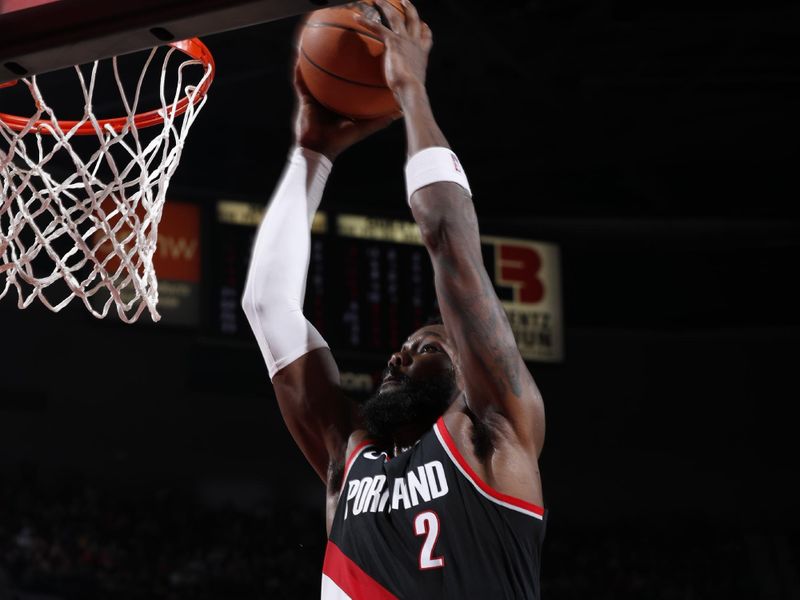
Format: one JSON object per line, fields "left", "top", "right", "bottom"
{"left": 298, "top": 0, "right": 405, "bottom": 120}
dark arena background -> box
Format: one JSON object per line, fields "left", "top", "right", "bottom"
{"left": 2, "top": 0, "right": 800, "bottom": 598}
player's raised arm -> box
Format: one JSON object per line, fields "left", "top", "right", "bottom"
{"left": 356, "top": 0, "right": 545, "bottom": 454}
{"left": 241, "top": 61, "right": 400, "bottom": 483}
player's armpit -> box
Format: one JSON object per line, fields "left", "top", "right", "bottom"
{"left": 271, "top": 347, "right": 356, "bottom": 483}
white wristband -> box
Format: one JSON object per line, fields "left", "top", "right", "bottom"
{"left": 405, "top": 147, "right": 472, "bottom": 205}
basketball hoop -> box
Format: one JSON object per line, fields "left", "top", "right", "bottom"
{"left": 0, "top": 38, "right": 214, "bottom": 323}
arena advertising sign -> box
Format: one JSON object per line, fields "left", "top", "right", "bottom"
{"left": 92, "top": 200, "right": 201, "bottom": 326}
{"left": 152, "top": 201, "right": 202, "bottom": 326}
{"left": 480, "top": 236, "right": 563, "bottom": 363}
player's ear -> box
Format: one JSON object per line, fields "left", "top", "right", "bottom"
{"left": 445, "top": 347, "right": 465, "bottom": 392}
{"left": 454, "top": 367, "right": 465, "bottom": 396}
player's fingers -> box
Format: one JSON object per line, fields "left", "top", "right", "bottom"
{"left": 353, "top": 11, "right": 391, "bottom": 41}
{"left": 421, "top": 21, "right": 433, "bottom": 49}
{"left": 292, "top": 61, "right": 312, "bottom": 97}
{"left": 401, "top": 0, "right": 422, "bottom": 39}
{"left": 374, "top": 0, "right": 406, "bottom": 34}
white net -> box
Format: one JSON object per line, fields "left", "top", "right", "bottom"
{"left": 0, "top": 42, "right": 212, "bottom": 323}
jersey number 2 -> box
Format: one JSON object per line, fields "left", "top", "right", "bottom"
{"left": 414, "top": 511, "right": 444, "bottom": 570}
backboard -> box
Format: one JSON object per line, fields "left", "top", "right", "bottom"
{"left": 0, "top": 0, "right": 350, "bottom": 84}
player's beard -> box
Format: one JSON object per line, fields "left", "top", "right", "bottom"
{"left": 360, "top": 369, "right": 457, "bottom": 442}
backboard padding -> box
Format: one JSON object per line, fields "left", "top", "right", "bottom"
{"left": 0, "top": 0, "right": 349, "bottom": 84}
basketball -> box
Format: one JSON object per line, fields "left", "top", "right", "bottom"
{"left": 298, "top": 0, "right": 405, "bottom": 120}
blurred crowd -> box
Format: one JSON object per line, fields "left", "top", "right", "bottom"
{"left": 0, "top": 469, "right": 776, "bottom": 599}
{"left": 0, "top": 470, "right": 325, "bottom": 600}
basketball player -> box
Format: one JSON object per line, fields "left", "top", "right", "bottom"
{"left": 241, "top": 1, "right": 546, "bottom": 597}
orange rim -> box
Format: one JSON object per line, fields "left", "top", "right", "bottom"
{"left": 0, "top": 38, "right": 214, "bottom": 135}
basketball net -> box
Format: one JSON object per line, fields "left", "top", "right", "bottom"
{"left": 0, "top": 40, "right": 213, "bottom": 323}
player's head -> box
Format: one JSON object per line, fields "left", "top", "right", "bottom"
{"left": 360, "top": 317, "right": 459, "bottom": 442}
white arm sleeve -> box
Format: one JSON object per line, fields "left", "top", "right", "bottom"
{"left": 241, "top": 146, "right": 332, "bottom": 380}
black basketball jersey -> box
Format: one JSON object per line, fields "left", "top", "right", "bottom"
{"left": 321, "top": 416, "right": 546, "bottom": 599}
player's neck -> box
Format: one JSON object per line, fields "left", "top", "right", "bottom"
{"left": 390, "top": 423, "right": 429, "bottom": 456}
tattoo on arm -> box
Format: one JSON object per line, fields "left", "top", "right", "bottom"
{"left": 437, "top": 251, "right": 523, "bottom": 399}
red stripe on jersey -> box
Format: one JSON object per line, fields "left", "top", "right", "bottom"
{"left": 322, "top": 540, "right": 398, "bottom": 600}
{"left": 435, "top": 416, "right": 545, "bottom": 518}
{"left": 340, "top": 440, "right": 374, "bottom": 493}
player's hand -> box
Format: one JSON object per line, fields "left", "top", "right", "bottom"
{"left": 292, "top": 62, "right": 401, "bottom": 161}
{"left": 354, "top": 0, "right": 433, "bottom": 105}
